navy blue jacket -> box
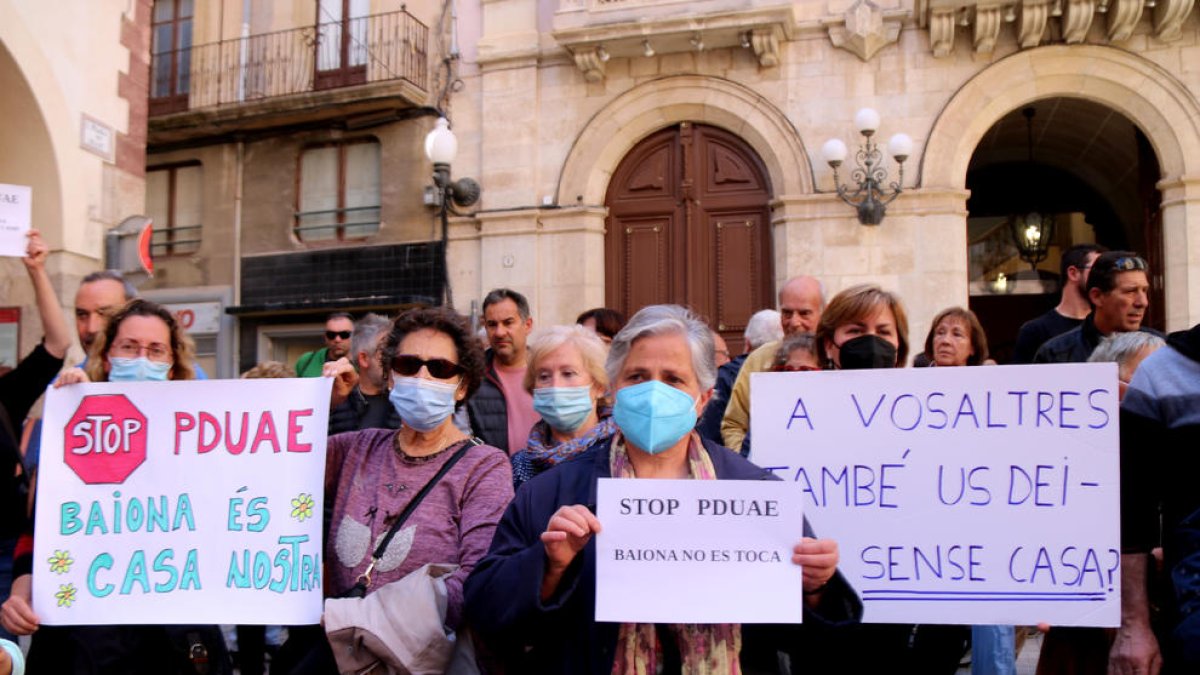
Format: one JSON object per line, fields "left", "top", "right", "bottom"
{"left": 464, "top": 436, "right": 863, "bottom": 674}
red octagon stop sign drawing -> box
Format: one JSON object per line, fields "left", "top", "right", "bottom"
{"left": 63, "top": 394, "right": 149, "bottom": 484}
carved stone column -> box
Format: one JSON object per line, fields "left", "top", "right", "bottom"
{"left": 929, "top": 8, "right": 957, "bottom": 57}
{"left": 1105, "top": 0, "right": 1144, "bottom": 40}
{"left": 1017, "top": 0, "right": 1051, "bottom": 48}
{"left": 1061, "top": 0, "right": 1096, "bottom": 43}
{"left": 973, "top": 5, "right": 1004, "bottom": 53}
{"left": 1153, "top": 0, "right": 1196, "bottom": 41}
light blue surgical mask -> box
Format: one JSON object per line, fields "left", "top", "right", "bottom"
{"left": 108, "top": 356, "right": 171, "bottom": 382}
{"left": 389, "top": 376, "right": 459, "bottom": 432}
{"left": 533, "top": 385, "right": 595, "bottom": 433}
{"left": 612, "top": 380, "right": 698, "bottom": 455}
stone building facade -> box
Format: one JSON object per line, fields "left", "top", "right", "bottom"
{"left": 0, "top": 0, "right": 151, "bottom": 368}
{"left": 7, "top": 0, "right": 1200, "bottom": 374}
{"left": 454, "top": 0, "right": 1200, "bottom": 359}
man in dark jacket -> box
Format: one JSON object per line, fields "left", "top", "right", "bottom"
{"left": 1012, "top": 243, "right": 1104, "bottom": 363}
{"left": 1114, "top": 323, "right": 1200, "bottom": 671}
{"left": 1034, "top": 251, "right": 1158, "bottom": 364}
{"left": 467, "top": 289, "right": 535, "bottom": 453}
{"left": 328, "top": 313, "right": 399, "bottom": 434}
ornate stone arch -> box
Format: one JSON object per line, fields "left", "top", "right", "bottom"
{"left": 922, "top": 45, "right": 1200, "bottom": 189}
{"left": 557, "top": 75, "right": 812, "bottom": 205}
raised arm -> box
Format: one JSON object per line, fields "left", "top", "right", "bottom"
{"left": 22, "top": 230, "right": 70, "bottom": 359}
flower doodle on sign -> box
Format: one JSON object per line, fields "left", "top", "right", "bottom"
{"left": 291, "top": 493, "right": 316, "bottom": 522}
{"left": 48, "top": 550, "right": 74, "bottom": 574}
{"left": 55, "top": 583, "right": 78, "bottom": 608}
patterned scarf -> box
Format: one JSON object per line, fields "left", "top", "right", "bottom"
{"left": 525, "top": 410, "right": 617, "bottom": 472}
{"left": 609, "top": 432, "right": 742, "bottom": 675}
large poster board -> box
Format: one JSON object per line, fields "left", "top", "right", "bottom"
{"left": 750, "top": 363, "right": 1120, "bottom": 626}
{"left": 33, "top": 378, "right": 331, "bottom": 625}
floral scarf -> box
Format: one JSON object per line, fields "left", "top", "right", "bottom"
{"left": 608, "top": 432, "right": 742, "bottom": 675}
{"left": 525, "top": 409, "right": 617, "bottom": 472}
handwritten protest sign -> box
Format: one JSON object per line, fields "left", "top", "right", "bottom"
{"left": 750, "top": 363, "right": 1119, "bottom": 626}
{"left": 0, "top": 184, "right": 32, "bottom": 257}
{"left": 33, "top": 378, "right": 331, "bottom": 625}
{"left": 596, "top": 478, "right": 805, "bottom": 623}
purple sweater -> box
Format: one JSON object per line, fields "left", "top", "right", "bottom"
{"left": 325, "top": 429, "right": 514, "bottom": 628}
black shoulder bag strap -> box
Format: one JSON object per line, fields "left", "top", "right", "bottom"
{"left": 344, "top": 436, "right": 483, "bottom": 597}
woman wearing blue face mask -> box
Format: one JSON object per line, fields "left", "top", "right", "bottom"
{"left": 287, "top": 307, "right": 513, "bottom": 673}
{"left": 51, "top": 298, "right": 196, "bottom": 386}
{"left": 511, "top": 325, "right": 615, "bottom": 489}
{"left": 465, "top": 304, "right": 862, "bottom": 674}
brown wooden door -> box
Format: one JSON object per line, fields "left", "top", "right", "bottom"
{"left": 605, "top": 123, "right": 774, "bottom": 354}
{"left": 314, "top": 0, "right": 367, "bottom": 90}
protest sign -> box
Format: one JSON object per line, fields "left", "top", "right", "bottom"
{"left": 33, "top": 378, "right": 331, "bottom": 625}
{"left": 0, "top": 183, "right": 32, "bottom": 257}
{"left": 750, "top": 363, "right": 1120, "bottom": 626}
{"left": 595, "top": 478, "right": 805, "bottom": 624}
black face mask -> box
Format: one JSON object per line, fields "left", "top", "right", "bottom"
{"left": 836, "top": 334, "right": 898, "bottom": 370}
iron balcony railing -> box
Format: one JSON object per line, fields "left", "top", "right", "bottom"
{"left": 150, "top": 9, "right": 428, "bottom": 116}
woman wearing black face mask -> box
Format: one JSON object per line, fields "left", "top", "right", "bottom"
{"left": 807, "top": 285, "right": 970, "bottom": 674}
{"left": 815, "top": 284, "right": 909, "bottom": 371}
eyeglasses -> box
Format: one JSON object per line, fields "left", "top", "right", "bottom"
{"left": 1112, "top": 256, "right": 1148, "bottom": 272}
{"left": 110, "top": 339, "right": 172, "bottom": 362}
{"left": 391, "top": 354, "right": 465, "bottom": 379}
{"left": 325, "top": 330, "right": 353, "bottom": 340}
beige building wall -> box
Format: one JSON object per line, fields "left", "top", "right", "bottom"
{"left": 446, "top": 0, "right": 1200, "bottom": 346}
{"left": 0, "top": 0, "right": 149, "bottom": 364}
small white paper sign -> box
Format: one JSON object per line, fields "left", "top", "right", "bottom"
{"left": 0, "top": 184, "right": 32, "bottom": 257}
{"left": 750, "top": 363, "right": 1120, "bottom": 627}
{"left": 596, "top": 478, "right": 805, "bottom": 624}
{"left": 33, "top": 378, "right": 331, "bottom": 625}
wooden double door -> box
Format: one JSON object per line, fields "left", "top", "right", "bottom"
{"left": 605, "top": 123, "right": 775, "bottom": 354}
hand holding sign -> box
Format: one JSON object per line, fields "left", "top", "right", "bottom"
{"left": 542, "top": 505, "right": 602, "bottom": 571}
{"left": 22, "top": 229, "right": 47, "bottom": 271}
{"left": 794, "top": 537, "right": 839, "bottom": 597}
{"left": 0, "top": 574, "right": 37, "bottom": 636}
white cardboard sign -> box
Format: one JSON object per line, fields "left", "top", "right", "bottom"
{"left": 0, "top": 184, "right": 32, "bottom": 257}
{"left": 749, "top": 363, "right": 1120, "bottom": 627}
{"left": 33, "top": 378, "right": 331, "bottom": 625}
{"left": 595, "top": 478, "right": 805, "bottom": 624}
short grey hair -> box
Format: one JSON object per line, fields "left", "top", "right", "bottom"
{"left": 82, "top": 270, "right": 137, "bottom": 300}
{"left": 606, "top": 305, "right": 716, "bottom": 391}
{"left": 352, "top": 313, "right": 391, "bottom": 361}
{"left": 1088, "top": 331, "right": 1165, "bottom": 379}
{"left": 744, "top": 309, "right": 783, "bottom": 351}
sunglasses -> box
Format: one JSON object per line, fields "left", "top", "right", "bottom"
{"left": 325, "top": 330, "right": 352, "bottom": 340}
{"left": 1112, "top": 256, "right": 1148, "bottom": 272}
{"left": 391, "top": 354, "right": 465, "bottom": 379}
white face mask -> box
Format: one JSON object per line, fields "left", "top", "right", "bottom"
{"left": 388, "top": 376, "right": 459, "bottom": 432}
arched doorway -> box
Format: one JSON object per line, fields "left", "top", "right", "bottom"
{"left": 964, "top": 97, "right": 1164, "bottom": 363}
{"left": 604, "top": 122, "right": 774, "bottom": 353}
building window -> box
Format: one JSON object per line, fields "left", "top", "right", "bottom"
{"left": 295, "top": 140, "right": 381, "bottom": 241}
{"left": 150, "top": 0, "right": 193, "bottom": 114}
{"left": 146, "top": 163, "right": 203, "bottom": 256}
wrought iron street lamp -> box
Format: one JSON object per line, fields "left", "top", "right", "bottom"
{"left": 423, "top": 117, "right": 480, "bottom": 307}
{"left": 821, "top": 108, "right": 912, "bottom": 226}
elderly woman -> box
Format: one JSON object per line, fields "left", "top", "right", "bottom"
{"left": 924, "top": 306, "right": 988, "bottom": 368}
{"left": 464, "top": 304, "right": 860, "bottom": 674}
{"left": 287, "top": 307, "right": 513, "bottom": 670}
{"left": 771, "top": 332, "right": 821, "bottom": 372}
{"left": 511, "top": 325, "right": 616, "bottom": 488}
